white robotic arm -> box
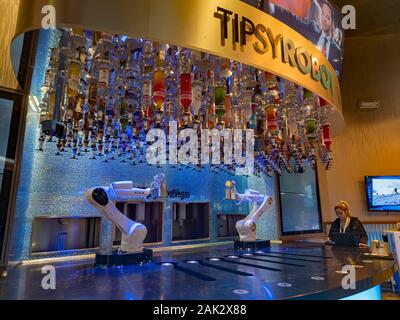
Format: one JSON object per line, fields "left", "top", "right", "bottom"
{"left": 225, "top": 181, "right": 273, "bottom": 242}
{"left": 86, "top": 174, "right": 167, "bottom": 252}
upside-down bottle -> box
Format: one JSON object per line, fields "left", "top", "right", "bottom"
{"left": 95, "top": 34, "right": 113, "bottom": 93}
{"left": 142, "top": 78, "right": 153, "bottom": 130}
{"left": 266, "top": 105, "right": 277, "bottom": 134}
{"left": 153, "top": 48, "right": 165, "bottom": 127}
{"left": 142, "top": 41, "right": 154, "bottom": 130}
{"left": 64, "top": 35, "right": 84, "bottom": 150}
{"left": 207, "top": 103, "right": 216, "bottom": 129}
{"left": 120, "top": 96, "right": 128, "bottom": 134}
{"left": 301, "top": 88, "right": 317, "bottom": 148}
{"left": 306, "top": 118, "right": 317, "bottom": 147}
{"left": 180, "top": 73, "right": 192, "bottom": 111}
{"left": 223, "top": 94, "right": 232, "bottom": 128}
{"left": 301, "top": 89, "right": 315, "bottom": 118}
{"left": 230, "top": 100, "right": 241, "bottom": 129}
{"left": 248, "top": 102, "right": 257, "bottom": 131}
{"left": 240, "top": 89, "right": 253, "bottom": 127}
{"left": 97, "top": 98, "right": 106, "bottom": 155}
{"left": 179, "top": 49, "right": 192, "bottom": 127}
{"left": 215, "top": 82, "right": 226, "bottom": 124}
{"left": 322, "top": 123, "right": 332, "bottom": 150}
{"left": 191, "top": 58, "right": 203, "bottom": 122}
{"left": 66, "top": 57, "right": 81, "bottom": 106}
{"left": 287, "top": 108, "right": 299, "bottom": 143}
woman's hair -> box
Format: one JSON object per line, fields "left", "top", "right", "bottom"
{"left": 334, "top": 200, "right": 351, "bottom": 216}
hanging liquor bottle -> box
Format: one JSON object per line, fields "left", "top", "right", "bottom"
{"left": 215, "top": 83, "right": 226, "bottom": 129}
{"left": 280, "top": 82, "right": 300, "bottom": 169}
{"left": 231, "top": 61, "right": 242, "bottom": 97}
{"left": 142, "top": 40, "right": 154, "bottom": 132}
{"left": 111, "top": 96, "right": 121, "bottom": 160}
{"left": 153, "top": 45, "right": 166, "bottom": 128}
{"left": 114, "top": 56, "right": 128, "bottom": 161}
{"left": 142, "top": 78, "right": 153, "bottom": 131}
{"left": 191, "top": 51, "right": 204, "bottom": 126}
{"left": 164, "top": 46, "right": 178, "bottom": 124}
{"left": 223, "top": 94, "right": 232, "bottom": 129}
{"left": 179, "top": 48, "right": 193, "bottom": 128}
{"left": 216, "top": 58, "right": 232, "bottom": 129}
{"left": 96, "top": 97, "right": 106, "bottom": 157}
{"left": 71, "top": 92, "right": 86, "bottom": 159}
{"left": 38, "top": 46, "right": 60, "bottom": 150}
{"left": 265, "top": 72, "right": 280, "bottom": 97}
{"left": 103, "top": 95, "right": 114, "bottom": 161}
{"left": 301, "top": 89, "right": 317, "bottom": 147}
{"left": 191, "top": 73, "right": 203, "bottom": 122}
{"left": 42, "top": 48, "right": 58, "bottom": 91}
{"left": 206, "top": 102, "right": 216, "bottom": 130}
{"left": 320, "top": 122, "right": 333, "bottom": 169}
{"left": 119, "top": 95, "right": 128, "bottom": 162}
{"left": 315, "top": 97, "right": 333, "bottom": 159}
{"left": 305, "top": 117, "right": 317, "bottom": 147}
{"left": 322, "top": 123, "right": 332, "bottom": 151}
{"left": 93, "top": 34, "right": 114, "bottom": 158}
{"left": 228, "top": 62, "right": 240, "bottom": 130}
{"left": 230, "top": 103, "right": 241, "bottom": 130}
{"left": 95, "top": 36, "right": 113, "bottom": 94}
{"left": 240, "top": 66, "right": 256, "bottom": 129}
{"left": 125, "top": 38, "right": 143, "bottom": 141}
{"left": 85, "top": 34, "right": 98, "bottom": 158}
{"left": 254, "top": 87, "right": 266, "bottom": 157}
{"left": 44, "top": 48, "right": 59, "bottom": 120}
{"left": 64, "top": 30, "right": 85, "bottom": 151}
{"left": 83, "top": 43, "right": 97, "bottom": 145}
{"left": 300, "top": 89, "right": 317, "bottom": 168}
{"left": 240, "top": 90, "right": 252, "bottom": 129}
{"left": 266, "top": 104, "right": 278, "bottom": 135}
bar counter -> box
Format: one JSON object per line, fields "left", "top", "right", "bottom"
{"left": 0, "top": 243, "right": 397, "bottom": 300}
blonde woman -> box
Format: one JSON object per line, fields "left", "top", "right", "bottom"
{"left": 327, "top": 201, "right": 368, "bottom": 247}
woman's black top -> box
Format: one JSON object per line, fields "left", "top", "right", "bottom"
{"left": 329, "top": 217, "right": 368, "bottom": 244}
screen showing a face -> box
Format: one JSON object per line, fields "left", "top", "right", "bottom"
{"left": 366, "top": 176, "right": 400, "bottom": 211}
{"left": 241, "top": 0, "right": 344, "bottom": 79}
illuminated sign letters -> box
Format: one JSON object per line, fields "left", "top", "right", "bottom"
{"left": 214, "top": 7, "right": 334, "bottom": 95}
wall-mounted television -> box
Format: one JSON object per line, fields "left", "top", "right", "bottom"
{"left": 365, "top": 176, "right": 400, "bottom": 212}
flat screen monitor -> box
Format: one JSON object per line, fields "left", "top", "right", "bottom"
{"left": 365, "top": 176, "right": 400, "bottom": 212}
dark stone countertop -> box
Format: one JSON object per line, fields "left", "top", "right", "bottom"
{"left": 0, "top": 242, "right": 397, "bottom": 300}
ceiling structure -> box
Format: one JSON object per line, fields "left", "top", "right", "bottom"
{"left": 331, "top": 0, "right": 400, "bottom": 37}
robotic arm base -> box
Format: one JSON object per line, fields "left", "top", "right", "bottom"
{"left": 233, "top": 239, "right": 271, "bottom": 252}
{"left": 95, "top": 248, "right": 153, "bottom": 267}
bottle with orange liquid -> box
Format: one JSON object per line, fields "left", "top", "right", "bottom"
{"left": 153, "top": 45, "right": 166, "bottom": 128}
{"left": 179, "top": 48, "right": 193, "bottom": 128}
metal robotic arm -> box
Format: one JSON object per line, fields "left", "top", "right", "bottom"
{"left": 225, "top": 181, "right": 273, "bottom": 242}
{"left": 86, "top": 174, "right": 167, "bottom": 252}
